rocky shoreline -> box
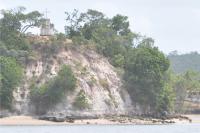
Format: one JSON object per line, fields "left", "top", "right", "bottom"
{"left": 0, "top": 114, "right": 194, "bottom": 125}
{"left": 0, "top": 110, "right": 195, "bottom": 125}
{"left": 37, "top": 114, "right": 192, "bottom": 125}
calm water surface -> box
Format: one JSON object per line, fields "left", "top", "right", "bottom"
{"left": 0, "top": 124, "right": 200, "bottom": 133}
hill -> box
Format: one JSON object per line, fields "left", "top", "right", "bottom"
{"left": 168, "top": 52, "right": 200, "bottom": 73}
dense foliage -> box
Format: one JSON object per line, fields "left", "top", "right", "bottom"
{"left": 0, "top": 7, "right": 42, "bottom": 50}
{"left": 0, "top": 56, "right": 23, "bottom": 109}
{"left": 30, "top": 65, "right": 76, "bottom": 114}
{"left": 124, "top": 44, "right": 172, "bottom": 114}
{"left": 65, "top": 9, "right": 134, "bottom": 68}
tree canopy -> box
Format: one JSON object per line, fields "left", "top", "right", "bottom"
{"left": 0, "top": 7, "right": 42, "bottom": 50}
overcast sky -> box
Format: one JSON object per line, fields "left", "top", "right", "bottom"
{"left": 1, "top": 0, "right": 200, "bottom": 54}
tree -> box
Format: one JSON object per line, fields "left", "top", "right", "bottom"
{"left": 138, "top": 37, "right": 155, "bottom": 48}
{"left": 20, "top": 11, "right": 42, "bottom": 33}
{"left": 156, "top": 70, "right": 176, "bottom": 115}
{"left": 124, "top": 44, "right": 170, "bottom": 114}
{"left": 0, "top": 7, "right": 42, "bottom": 50}
{"left": 111, "top": 14, "right": 131, "bottom": 36}
{"left": 65, "top": 9, "right": 84, "bottom": 38}
{"left": 0, "top": 7, "right": 42, "bottom": 34}
{"left": 0, "top": 56, "right": 23, "bottom": 109}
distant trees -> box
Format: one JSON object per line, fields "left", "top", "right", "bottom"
{"left": 168, "top": 51, "right": 200, "bottom": 73}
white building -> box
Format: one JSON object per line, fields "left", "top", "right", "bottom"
{"left": 40, "top": 18, "right": 54, "bottom": 36}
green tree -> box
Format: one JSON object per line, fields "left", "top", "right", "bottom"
{"left": 65, "top": 9, "right": 84, "bottom": 38}
{"left": 81, "top": 9, "right": 106, "bottom": 40}
{"left": 124, "top": 45, "right": 170, "bottom": 114}
{"left": 0, "top": 56, "right": 23, "bottom": 109}
{"left": 0, "top": 7, "right": 42, "bottom": 50}
{"left": 156, "top": 70, "right": 176, "bottom": 115}
{"left": 112, "top": 54, "right": 125, "bottom": 68}
{"left": 111, "top": 14, "right": 131, "bottom": 36}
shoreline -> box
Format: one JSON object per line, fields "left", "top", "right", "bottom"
{"left": 0, "top": 115, "right": 198, "bottom": 125}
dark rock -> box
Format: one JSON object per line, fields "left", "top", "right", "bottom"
{"left": 0, "top": 110, "right": 10, "bottom": 118}
{"left": 152, "top": 119, "right": 157, "bottom": 123}
{"left": 39, "top": 115, "right": 65, "bottom": 122}
{"left": 65, "top": 115, "right": 99, "bottom": 120}
{"left": 66, "top": 118, "right": 74, "bottom": 123}
{"left": 39, "top": 115, "right": 55, "bottom": 121}
{"left": 54, "top": 117, "right": 65, "bottom": 122}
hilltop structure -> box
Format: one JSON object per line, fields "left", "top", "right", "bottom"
{"left": 40, "top": 9, "right": 54, "bottom": 36}
{"left": 40, "top": 18, "right": 54, "bottom": 36}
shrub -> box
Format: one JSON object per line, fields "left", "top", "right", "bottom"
{"left": 30, "top": 65, "right": 76, "bottom": 114}
{"left": 87, "top": 75, "right": 97, "bottom": 87}
{"left": 72, "top": 36, "right": 89, "bottom": 45}
{"left": 55, "top": 33, "right": 66, "bottom": 41}
{"left": 99, "top": 78, "right": 109, "bottom": 89}
{"left": 73, "top": 90, "right": 90, "bottom": 110}
{"left": 42, "top": 43, "right": 62, "bottom": 58}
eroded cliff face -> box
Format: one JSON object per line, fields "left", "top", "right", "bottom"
{"left": 6, "top": 41, "right": 136, "bottom": 117}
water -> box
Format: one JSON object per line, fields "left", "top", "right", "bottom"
{"left": 0, "top": 124, "right": 200, "bottom": 133}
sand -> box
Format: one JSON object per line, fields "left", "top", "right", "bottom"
{"left": 0, "top": 115, "right": 199, "bottom": 125}
{"left": 0, "top": 116, "right": 56, "bottom": 125}
{"left": 0, "top": 116, "right": 120, "bottom": 125}
{"left": 184, "top": 115, "right": 200, "bottom": 123}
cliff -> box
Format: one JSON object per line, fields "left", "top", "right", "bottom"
{"left": 2, "top": 37, "right": 136, "bottom": 117}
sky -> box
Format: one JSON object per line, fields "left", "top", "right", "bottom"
{"left": 1, "top": 0, "right": 200, "bottom": 54}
